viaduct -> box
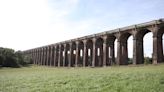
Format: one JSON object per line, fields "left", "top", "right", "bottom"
{"left": 24, "top": 19, "right": 164, "bottom": 67}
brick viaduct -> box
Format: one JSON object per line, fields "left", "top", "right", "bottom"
{"left": 24, "top": 19, "right": 164, "bottom": 67}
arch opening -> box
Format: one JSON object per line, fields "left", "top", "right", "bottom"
{"left": 127, "top": 35, "right": 133, "bottom": 64}
{"left": 60, "top": 45, "right": 64, "bottom": 66}
{"left": 106, "top": 35, "right": 116, "bottom": 66}
{"left": 143, "top": 32, "right": 153, "bottom": 64}
{"left": 55, "top": 46, "right": 59, "bottom": 66}
{"left": 135, "top": 29, "right": 152, "bottom": 64}
{"left": 64, "top": 44, "right": 70, "bottom": 67}
{"left": 51, "top": 46, "right": 54, "bottom": 66}
{"left": 119, "top": 32, "right": 132, "bottom": 65}
{"left": 95, "top": 37, "right": 103, "bottom": 67}
{"left": 77, "top": 41, "right": 84, "bottom": 66}
{"left": 71, "top": 42, "right": 76, "bottom": 67}
{"left": 86, "top": 40, "right": 93, "bottom": 66}
{"left": 156, "top": 27, "right": 164, "bottom": 63}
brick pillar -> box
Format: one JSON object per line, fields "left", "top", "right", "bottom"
{"left": 31, "top": 50, "right": 34, "bottom": 64}
{"left": 122, "top": 41, "right": 128, "bottom": 65}
{"left": 34, "top": 50, "right": 36, "bottom": 64}
{"left": 42, "top": 48, "right": 45, "bottom": 65}
{"left": 44, "top": 47, "right": 47, "bottom": 65}
{"left": 36, "top": 49, "right": 39, "bottom": 65}
{"left": 49, "top": 46, "right": 53, "bottom": 66}
{"left": 83, "top": 40, "right": 87, "bottom": 67}
{"left": 63, "top": 44, "right": 67, "bottom": 67}
{"left": 157, "top": 35, "right": 163, "bottom": 63}
{"left": 38, "top": 49, "right": 40, "bottom": 65}
{"left": 153, "top": 36, "right": 158, "bottom": 64}
{"left": 133, "top": 37, "right": 137, "bottom": 65}
{"left": 75, "top": 41, "right": 79, "bottom": 67}
{"left": 37, "top": 49, "right": 39, "bottom": 65}
{"left": 116, "top": 39, "right": 122, "bottom": 65}
{"left": 133, "top": 36, "right": 144, "bottom": 64}
{"left": 109, "top": 42, "right": 115, "bottom": 65}
{"left": 159, "top": 36, "right": 164, "bottom": 62}
{"left": 53, "top": 46, "right": 57, "bottom": 66}
{"left": 103, "top": 36, "right": 107, "bottom": 67}
{"left": 69, "top": 43, "right": 72, "bottom": 67}
{"left": 42, "top": 48, "right": 44, "bottom": 65}
{"left": 58, "top": 45, "right": 61, "bottom": 67}
{"left": 46, "top": 47, "right": 49, "bottom": 66}
{"left": 33, "top": 50, "right": 35, "bottom": 64}
{"left": 92, "top": 38, "right": 96, "bottom": 67}
{"left": 40, "top": 48, "right": 42, "bottom": 65}
{"left": 153, "top": 32, "right": 163, "bottom": 64}
{"left": 40, "top": 49, "right": 43, "bottom": 65}
{"left": 35, "top": 50, "right": 37, "bottom": 65}
{"left": 39, "top": 49, "right": 41, "bottom": 65}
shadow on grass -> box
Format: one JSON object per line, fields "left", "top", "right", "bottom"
{"left": 0, "top": 64, "right": 33, "bottom": 69}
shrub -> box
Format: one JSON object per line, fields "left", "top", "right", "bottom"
{"left": 144, "top": 57, "right": 152, "bottom": 64}
{"left": 0, "top": 47, "right": 28, "bottom": 67}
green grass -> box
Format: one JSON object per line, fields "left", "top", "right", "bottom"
{"left": 0, "top": 64, "right": 164, "bottom": 92}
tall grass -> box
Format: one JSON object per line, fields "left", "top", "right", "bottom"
{"left": 0, "top": 64, "right": 164, "bottom": 92}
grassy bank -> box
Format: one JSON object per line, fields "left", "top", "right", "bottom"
{"left": 0, "top": 64, "right": 164, "bottom": 92}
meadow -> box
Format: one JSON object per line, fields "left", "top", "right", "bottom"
{"left": 0, "top": 64, "right": 164, "bottom": 92}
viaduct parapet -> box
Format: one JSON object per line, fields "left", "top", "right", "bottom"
{"left": 24, "top": 19, "right": 164, "bottom": 67}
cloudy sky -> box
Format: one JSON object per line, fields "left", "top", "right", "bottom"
{"left": 0, "top": 0, "right": 164, "bottom": 57}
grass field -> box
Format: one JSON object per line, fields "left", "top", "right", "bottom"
{"left": 0, "top": 64, "right": 164, "bottom": 92}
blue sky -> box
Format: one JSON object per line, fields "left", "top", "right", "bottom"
{"left": 0, "top": 0, "right": 164, "bottom": 57}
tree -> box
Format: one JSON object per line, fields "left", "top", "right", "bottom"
{"left": 0, "top": 47, "right": 29, "bottom": 67}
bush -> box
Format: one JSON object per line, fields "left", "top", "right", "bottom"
{"left": 144, "top": 57, "right": 152, "bottom": 64}
{"left": 0, "top": 47, "right": 28, "bottom": 67}
{"left": 128, "top": 58, "right": 133, "bottom": 64}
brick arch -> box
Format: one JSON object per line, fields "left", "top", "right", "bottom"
{"left": 58, "top": 43, "right": 64, "bottom": 67}
{"left": 41, "top": 47, "right": 44, "bottom": 65}
{"left": 47, "top": 46, "right": 53, "bottom": 66}
{"left": 85, "top": 39, "right": 93, "bottom": 66}
{"left": 96, "top": 37, "right": 104, "bottom": 45}
{"left": 135, "top": 28, "right": 152, "bottom": 40}
{"left": 54, "top": 45, "right": 59, "bottom": 66}
{"left": 71, "top": 42, "right": 76, "bottom": 67}
{"left": 35, "top": 48, "right": 37, "bottom": 65}
{"left": 157, "top": 26, "right": 164, "bottom": 37}
{"left": 77, "top": 41, "right": 84, "bottom": 66}
{"left": 64, "top": 43, "right": 70, "bottom": 67}
{"left": 106, "top": 34, "right": 116, "bottom": 65}
{"left": 152, "top": 26, "right": 164, "bottom": 63}
{"left": 120, "top": 32, "right": 132, "bottom": 42}
{"left": 133, "top": 28, "right": 152, "bottom": 64}
{"left": 107, "top": 34, "right": 116, "bottom": 43}
{"left": 40, "top": 47, "right": 44, "bottom": 65}
{"left": 49, "top": 46, "right": 54, "bottom": 66}
{"left": 120, "top": 32, "right": 133, "bottom": 65}
{"left": 95, "top": 37, "right": 104, "bottom": 67}
{"left": 45, "top": 46, "right": 50, "bottom": 66}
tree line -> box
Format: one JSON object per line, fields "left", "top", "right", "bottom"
{"left": 0, "top": 47, "right": 31, "bottom": 67}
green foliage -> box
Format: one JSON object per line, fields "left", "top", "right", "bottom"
{"left": 128, "top": 58, "right": 133, "bottom": 64}
{"left": 0, "top": 64, "right": 164, "bottom": 92}
{"left": 144, "top": 57, "right": 152, "bottom": 64}
{"left": 0, "top": 47, "right": 28, "bottom": 67}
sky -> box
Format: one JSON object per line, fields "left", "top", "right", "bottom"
{"left": 0, "top": 0, "right": 164, "bottom": 57}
